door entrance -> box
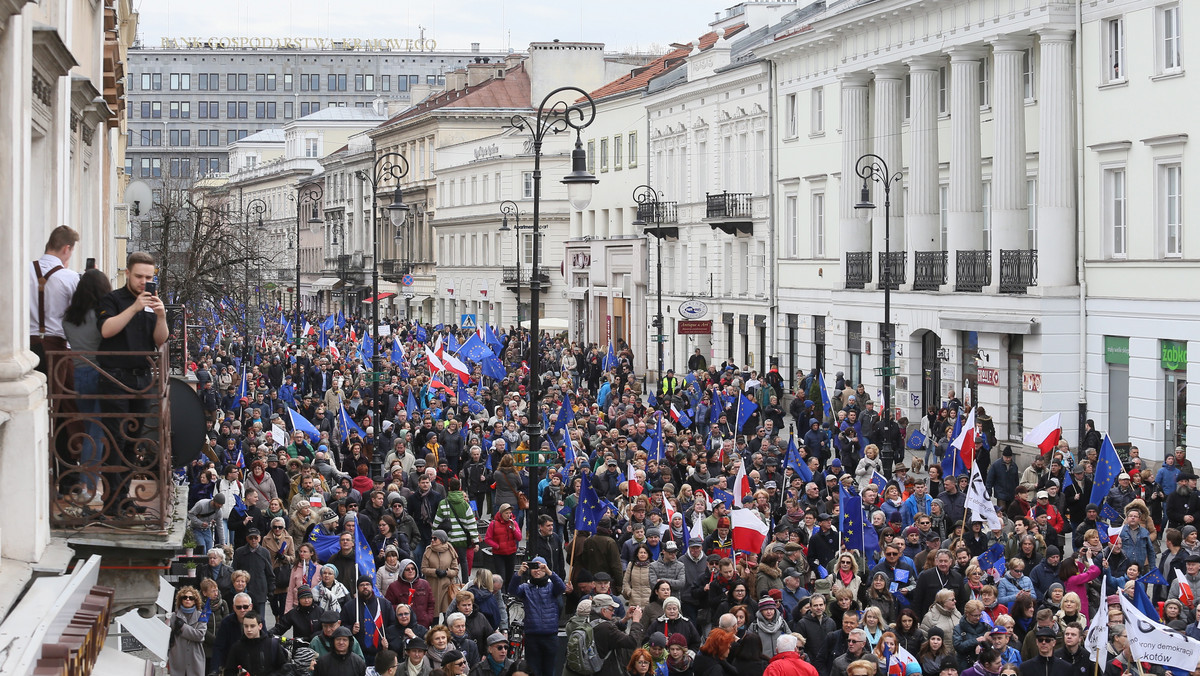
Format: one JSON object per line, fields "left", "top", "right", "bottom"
{"left": 922, "top": 332, "right": 942, "bottom": 413}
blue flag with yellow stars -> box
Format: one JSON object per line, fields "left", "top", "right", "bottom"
{"left": 839, "top": 483, "right": 879, "bottom": 562}
{"left": 355, "top": 521, "right": 378, "bottom": 592}
{"left": 1138, "top": 567, "right": 1170, "bottom": 586}
{"left": 575, "top": 472, "right": 604, "bottom": 534}
{"left": 308, "top": 530, "right": 341, "bottom": 562}
{"left": 339, "top": 405, "right": 365, "bottom": 443}
{"left": 603, "top": 341, "right": 618, "bottom": 372}
{"left": 1090, "top": 434, "right": 1122, "bottom": 507}
{"left": 786, "top": 434, "right": 812, "bottom": 482}
{"left": 818, "top": 370, "right": 833, "bottom": 418}
{"left": 552, "top": 393, "right": 574, "bottom": 439}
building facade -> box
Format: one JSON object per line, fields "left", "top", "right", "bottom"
{"left": 125, "top": 41, "right": 508, "bottom": 178}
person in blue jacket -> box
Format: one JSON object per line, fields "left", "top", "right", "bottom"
{"left": 508, "top": 556, "right": 565, "bottom": 676}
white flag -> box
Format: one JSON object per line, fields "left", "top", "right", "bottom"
{"left": 1119, "top": 585, "right": 1200, "bottom": 672}
{"left": 965, "top": 462, "right": 1002, "bottom": 531}
{"left": 1084, "top": 577, "right": 1108, "bottom": 669}
{"left": 690, "top": 514, "right": 705, "bottom": 543}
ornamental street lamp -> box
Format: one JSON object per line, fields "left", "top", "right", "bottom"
{"left": 509, "top": 87, "right": 597, "bottom": 549}
{"left": 356, "top": 152, "right": 410, "bottom": 441}
{"left": 498, "top": 199, "right": 531, "bottom": 323}
{"left": 291, "top": 183, "right": 324, "bottom": 349}
{"left": 632, "top": 185, "right": 667, "bottom": 386}
{"left": 854, "top": 153, "right": 902, "bottom": 474}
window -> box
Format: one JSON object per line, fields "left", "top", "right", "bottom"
{"left": 812, "top": 192, "right": 826, "bottom": 257}
{"left": 284, "top": 101, "right": 294, "bottom": 119}
{"left": 1106, "top": 167, "right": 1127, "bottom": 257}
{"left": 1026, "top": 178, "right": 1039, "bottom": 248}
{"left": 628, "top": 132, "right": 638, "bottom": 168}
{"left": 1105, "top": 18, "right": 1126, "bottom": 81}
{"left": 140, "top": 102, "right": 150, "bottom": 118}
{"left": 1161, "top": 162, "right": 1183, "bottom": 256}
{"left": 227, "top": 73, "right": 248, "bottom": 91}
{"left": 613, "top": 135, "right": 623, "bottom": 170}
{"left": 982, "top": 181, "right": 992, "bottom": 250}
{"left": 522, "top": 233, "right": 535, "bottom": 266}
{"left": 904, "top": 74, "right": 912, "bottom": 119}
{"left": 151, "top": 158, "right": 161, "bottom": 177}
{"left": 151, "top": 102, "right": 161, "bottom": 118}
{"left": 382, "top": 75, "right": 391, "bottom": 91}
{"left": 169, "top": 129, "right": 190, "bottom": 146}
{"left": 170, "top": 73, "right": 190, "bottom": 90}
{"left": 140, "top": 158, "right": 151, "bottom": 177}
{"left": 939, "top": 185, "right": 949, "bottom": 248}
{"left": 227, "top": 101, "right": 248, "bottom": 119}
{"left": 301, "top": 74, "right": 319, "bottom": 91}
{"left": 284, "top": 73, "right": 293, "bottom": 91}
{"left": 599, "top": 138, "right": 609, "bottom": 172}
{"left": 305, "top": 138, "right": 319, "bottom": 158}
{"left": 938, "top": 66, "right": 948, "bottom": 114}
{"left": 328, "top": 74, "right": 347, "bottom": 91}
{"left": 1161, "top": 4, "right": 1183, "bottom": 72}
{"left": 1023, "top": 49, "right": 1035, "bottom": 100}
{"left": 785, "top": 93, "right": 798, "bottom": 137}
{"left": 141, "top": 73, "right": 150, "bottom": 91}
{"left": 979, "top": 56, "right": 991, "bottom": 107}
{"left": 522, "top": 171, "right": 534, "bottom": 199}
{"left": 586, "top": 140, "right": 595, "bottom": 174}
{"left": 784, "top": 194, "right": 798, "bottom": 257}
{"left": 151, "top": 73, "right": 162, "bottom": 90}
{"left": 810, "top": 86, "right": 825, "bottom": 134}
{"left": 170, "top": 101, "right": 180, "bottom": 118}
{"left": 256, "top": 102, "right": 266, "bottom": 119}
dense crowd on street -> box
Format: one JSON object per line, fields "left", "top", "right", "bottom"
{"left": 31, "top": 236, "right": 1200, "bottom": 676}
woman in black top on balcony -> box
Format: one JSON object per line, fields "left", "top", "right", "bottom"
{"left": 62, "top": 268, "right": 112, "bottom": 501}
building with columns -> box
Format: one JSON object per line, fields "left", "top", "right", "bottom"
{"left": 763, "top": 0, "right": 1082, "bottom": 445}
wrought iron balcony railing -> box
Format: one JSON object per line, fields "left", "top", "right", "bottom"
{"left": 502, "top": 266, "right": 550, "bottom": 284}
{"left": 878, "top": 251, "right": 907, "bottom": 290}
{"left": 636, "top": 201, "right": 679, "bottom": 224}
{"left": 47, "top": 346, "right": 173, "bottom": 531}
{"left": 705, "top": 191, "right": 752, "bottom": 220}
{"left": 999, "top": 249, "right": 1038, "bottom": 294}
{"left": 845, "top": 251, "right": 873, "bottom": 289}
{"left": 955, "top": 249, "right": 992, "bottom": 292}
{"left": 913, "top": 251, "right": 948, "bottom": 291}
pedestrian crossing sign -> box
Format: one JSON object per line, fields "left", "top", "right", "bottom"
{"left": 460, "top": 314, "right": 477, "bottom": 329}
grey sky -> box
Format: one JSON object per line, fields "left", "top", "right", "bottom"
{"left": 135, "top": 0, "right": 741, "bottom": 54}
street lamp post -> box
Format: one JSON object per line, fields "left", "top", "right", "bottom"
{"left": 498, "top": 200, "right": 527, "bottom": 323}
{"left": 509, "top": 87, "right": 598, "bottom": 550}
{"left": 632, "top": 185, "right": 666, "bottom": 387}
{"left": 331, "top": 223, "right": 347, "bottom": 316}
{"left": 356, "top": 153, "right": 410, "bottom": 443}
{"left": 292, "top": 183, "right": 324, "bottom": 349}
{"left": 854, "top": 153, "right": 902, "bottom": 474}
{"left": 245, "top": 198, "right": 267, "bottom": 362}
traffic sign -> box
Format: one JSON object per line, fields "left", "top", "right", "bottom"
{"left": 874, "top": 366, "right": 899, "bottom": 377}
{"left": 401, "top": 274, "right": 414, "bottom": 287}
{"left": 651, "top": 335, "right": 669, "bottom": 343}
{"left": 460, "top": 314, "right": 477, "bottom": 329}
{"left": 363, "top": 371, "right": 390, "bottom": 383}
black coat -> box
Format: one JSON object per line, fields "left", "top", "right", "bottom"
{"left": 1019, "top": 655, "right": 1074, "bottom": 676}
{"left": 313, "top": 650, "right": 367, "bottom": 676}
{"left": 270, "top": 602, "right": 322, "bottom": 639}
{"left": 231, "top": 545, "right": 275, "bottom": 605}
{"left": 912, "top": 567, "right": 965, "bottom": 615}
{"left": 222, "top": 633, "right": 289, "bottom": 676}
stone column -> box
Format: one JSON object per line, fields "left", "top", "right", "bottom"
{"left": 990, "top": 37, "right": 1032, "bottom": 261}
{"left": 1037, "top": 29, "right": 1078, "bottom": 287}
{"left": 839, "top": 73, "right": 872, "bottom": 267}
{"left": 946, "top": 48, "right": 986, "bottom": 287}
{"left": 870, "top": 65, "right": 906, "bottom": 260}
{"left": 905, "top": 57, "right": 942, "bottom": 253}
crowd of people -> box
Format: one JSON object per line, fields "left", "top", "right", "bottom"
{"left": 30, "top": 238, "right": 1199, "bottom": 676}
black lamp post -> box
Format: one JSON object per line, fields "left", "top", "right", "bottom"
{"left": 356, "top": 153, "right": 410, "bottom": 437}
{"left": 292, "top": 183, "right": 324, "bottom": 349}
{"left": 245, "top": 197, "right": 267, "bottom": 362}
{"left": 854, "top": 153, "right": 902, "bottom": 474}
{"left": 509, "top": 87, "right": 598, "bottom": 549}
{"left": 632, "top": 185, "right": 666, "bottom": 387}
{"left": 498, "top": 199, "right": 528, "bottom": 323}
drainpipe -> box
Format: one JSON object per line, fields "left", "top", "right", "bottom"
{"left": 1074, "top": 1, "right": 1088, "bottom": 446}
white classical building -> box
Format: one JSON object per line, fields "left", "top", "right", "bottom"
{"left": 1079, "top": 0, "right": 1200, "bottom": 456}
{"left": 762, "top": 0, "right": 1083, "bottom": 446}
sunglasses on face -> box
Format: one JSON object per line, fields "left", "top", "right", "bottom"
{"left": 235, "top": 604, "right": 252, "bottom": 610}
{"left": 181, "top": 596, "right": 196, "bottom": 601}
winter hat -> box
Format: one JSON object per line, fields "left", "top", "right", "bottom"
{"left": 297, "top": 585, "right": 313, "bottom": 600}
{"left": 663, "top": 597, "right": 681, "bottom": 611}
{"left": 758, "top": 597, "right": 777, "bottom": 609}
{"left": 926, "top": 627, "right": 944, "bottom": 640}
{"left": 1184, "top": 525, "right": 1198, "bottom": 540}
{"left": 648, "top": 633, "right": 668, "bottom": 648}
{"left": 432, "top": 529, "right": 449, "bottom": 542}
{"left": 668, "top": 633, "right": 688, "bottom": 648}
{"left": 1047, "top": 583, "right": 1064, "bottom": 598}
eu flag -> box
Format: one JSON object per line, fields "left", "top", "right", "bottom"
{"left": 481, "top": 354, "right": 506, "bottom": 381}
{"left": 1139, "top": 567, "right": 1171, "bottom": 586}
{"left": 906, "top": 430, "right": 927, "bottom": 450}
{"left": 458, "top": 333, "right": 494, "bottom": 364}
{"left": 818, "top": 370, "right": 833, "bottom": 419}
{"left": 552, "top": 394, "right": 575, "bottom": 438}
{"left": 786, "top": 434, "right": 812, "bottom": 482}
{"left": 308, "top": 531, "right": 341, "bottom": 562}
{"left": 406, "top": 390, "right": 419, "bottom": 414}
{"left": 339, "top": 405, "right": 365, "bottom": 442}
{"left": 651, "top": 412, "right": 664, "bottom": 462}
{"left": 1090, "top": 434, "right": 1123, "bottom": 507}
{"left": 414, "top": 325, "right": 427, "bottom": 343}
{"left": 355, "top": 521, "right": 378, "bottom": 592}
{"left": 648, "top": 391, "right": 658, "bottom": 408}
{"left": 456, "top": 384, "right": 486, "bottom": 415}
{"left": 484, "top": 325, "right": 504, "bottom": 353}
{"left": 288, "top": 407, "right": 321, "bottom": 443}
{"left": 976, "top": 542, "right": 1005, "bottom": 572}
{"left": 575, "top": 473, "right": 604, "bottom": 533}
{"left": 603, "top": 342, "right": 618, "bottom": 372}
{"left": 839, "top": 484, "right": 879, "bottom": 563}
{"left": 735, "top": 393, "right": 758, "bottom": 432}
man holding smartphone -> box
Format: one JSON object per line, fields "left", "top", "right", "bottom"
{"left": 96, "top": 251, "right": 168, "bottom": 519}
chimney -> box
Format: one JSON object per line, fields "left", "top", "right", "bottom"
{"left": 505, "top": 52, "right": 524, "bottom": 71}
{"left": 527, "top": 40, "right": 607, "bottom": 108}
{"left": 445, "top": 68, "right": 468, "bottom": 91}
{"left": 467, "top": 60, "right": 493, "bottom": 87}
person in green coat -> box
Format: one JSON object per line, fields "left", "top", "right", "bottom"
{"left": 435, "top": 477, "right": 479, "bottom": 582}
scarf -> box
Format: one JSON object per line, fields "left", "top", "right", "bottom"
{"left": 839, "top": 569, "right": 856, "bottom": 586}
{"left": 427, "top": 644, "right": 448, "bottom": 666}
{"left": 667, "top": 654, "right": 693, "bottom": 673}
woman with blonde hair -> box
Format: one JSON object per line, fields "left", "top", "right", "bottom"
{"left": 861, "top": 606, "right": 886, "bottom": 650}
{"left": 167, "top": 586, "right": 207, "bottom": 676}
{"left": 830, "top": 552, "right": 864, "bottom": 600}
{"left": 919, "top": 589, "right": 962, "bottom": 637}
{"left": 856, "top": 444, "right": 884, "bottom": 491}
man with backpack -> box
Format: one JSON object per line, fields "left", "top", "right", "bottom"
{"left": 574, "top": 594, "right": 645, "bottom": 676}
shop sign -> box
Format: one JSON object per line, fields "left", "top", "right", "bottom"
{"left": 1105, "top": 336, "right": 1130, "bottom": 365}
{"left": 678, "top": 320, "right": 713, "bottom": 335}
{"left": 679, "top": 299, "right": 709, "bottom": 320}
{"left": 978, "top": 367, "right": 1000, "bottom": 387}
{"left": 1022, "top": 373, "right": 1042, "bottom": 392}
{"left": 1162, "top": 339, "right": 1188, "bottom": 371}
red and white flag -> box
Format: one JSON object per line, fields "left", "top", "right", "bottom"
{"left": 730, "top": 508, "right": 768, "bottom": 554}
{"left": 951, "top": 406, "right": 977, "bottom": 471}
{"left": 425, "top": 346, "right": 445, "bottom": 373}
{"left": 627, "top": 462, "right": 643, "bottom": 497}
{"left": 441, "top": 352, "right": 470, "bottom": 384}
{"left": 1024, "top": 413, "right": 1063, "bottom": 455}
{"left": 733, "top": 457, "right": 751, "bottom": 505}
{"left": 428, "top": 375, "right": 451, "bottom": 391}
{"left": 329, "top": 344, "right": 341, "bottom": 360}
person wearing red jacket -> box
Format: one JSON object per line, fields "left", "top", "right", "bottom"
{"left": 764, "top": 633, "right": 819, "bottom": 676}
{"left": 1031, "top": 490, "right": 1065, "bottom": 535}
{"left": 484, "top": 503, "right": 522, "bottom": 586}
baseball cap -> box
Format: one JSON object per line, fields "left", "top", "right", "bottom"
{"left": 664, "top": 541, "right": 678, "bottom": 552}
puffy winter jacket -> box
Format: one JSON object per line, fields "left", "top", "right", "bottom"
{"left": 997, "top": 572, "right": 1034, "bottom": 608}
{"left": 507, "top": 571, "right": 565, "bottom": 635}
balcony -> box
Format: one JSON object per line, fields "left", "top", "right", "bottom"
{"left": 955, "top": 250, "right": 992, "bottom": 292}
{"left": 878, "top": 251, "right": 907, "bottom": 290}
{"left": 913, "top": 251, "right": 948, "bottom": 291}
{"left": 46, "top": 346, "right": 174, "bottom": 531}
{"left": 705, "top": 191, "right": 754, "bottom": 236}
{"left": 503, "top": 266, "right": 551, "bottom": 291}
{"left": 637, "top": 201, "right": 678, "bottom": 224}
{"left": 380, "top": 259, "right": 409, "bottom": 283}
{"left": 845, "top": 251, "right": 873, "bottom": 289}
{"left": 999, "top": 249, "right": 1038, "bottom": 294}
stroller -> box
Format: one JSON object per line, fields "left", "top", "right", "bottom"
{"left": 503, "top": 591, "right": 526, "bottom": 661}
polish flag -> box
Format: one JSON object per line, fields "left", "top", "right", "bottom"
{"left": 428, "top": 375, "right": 451, "bottom": 391}
{"left": 730, "top": 508, "right": 769, "bottom": 554}
{"left": 433, "top": 335, "right": 445, "bottom": 360}
{"left": 303, "top": 321, "right": 314, "bottom": 337}
{"left": 329, "top": 344, "right": 340, "bottom": 360}
{"left": 1024, "top": 413, "right": 1063, "bottom": 455}
{"left": 951, "top": 406, "right": 978, "bottom": 471}
{"left": 732, "top": 457, "right": 752, "bottom": 506}
{"left": 441, "top": 352, "right": 471, "bottom": 384}
{"left": 627, "top": 462, "right": 643, "bottom": 497}
{"left": 425, "top": 346, "right": 445, "bottom": 373}
{"left": 349, "top": 328, "right": 357, "bottom": 343}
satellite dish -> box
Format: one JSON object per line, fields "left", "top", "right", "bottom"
{"left": 126, "top": 180, "right": 154, "bottom": 217}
